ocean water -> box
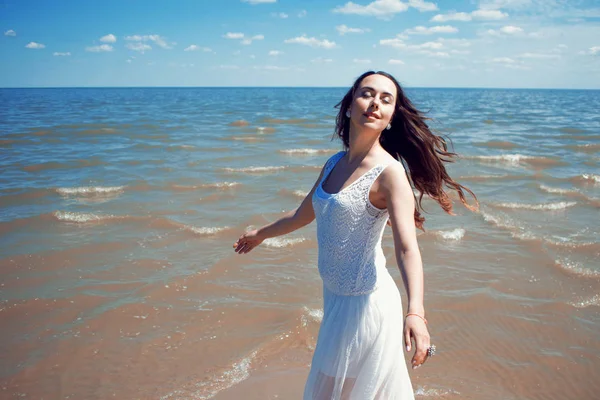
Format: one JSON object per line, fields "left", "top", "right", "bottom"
{"left": 1, "top": 87, "right": 599, "bottom": 399}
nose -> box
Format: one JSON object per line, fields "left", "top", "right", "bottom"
{"left": 370, "top": 96, "right": 381, "bottom": 109}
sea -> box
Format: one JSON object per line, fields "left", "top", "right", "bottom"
{"left": 1, "top": 87, "right": 599, "bottom": 400}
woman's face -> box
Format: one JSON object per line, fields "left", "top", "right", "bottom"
{"left": 349, "top": 74, "right": 397, "bottom": 132}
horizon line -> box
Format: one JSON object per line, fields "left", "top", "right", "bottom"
{"left": 1, "top": 85, "right": 599, "bottom": 90}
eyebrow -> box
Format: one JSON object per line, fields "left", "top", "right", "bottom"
{"left": 360, "top": 86, "right": 395, "bottom": 98}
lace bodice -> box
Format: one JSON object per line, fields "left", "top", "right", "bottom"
{"left": 312, "top": 151, "right": 392, "bottom": 296}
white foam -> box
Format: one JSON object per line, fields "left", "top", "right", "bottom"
{"left": 303, "top": 306, "right": 324, "bottom": 322}
{"left": 221, "top": 166, "right": 286, "bottom": 173}
{"left": 161, "top": 351, "right": 257, "bottom": 400}
{"left": 570, "top": 295, "right": 600, "bottom": 309}
{"left": 293, "top": 190, "right": 308, "bottom": 198}
{"left": 467, "top": 154, "right": 536, "bottom": 165}
{"left": 415, "top": 386, "right": 460, "bottom": 397}
{"left": 539, "top": 184, "right": 579, "bottom": 195}
{"left": 186, "top": 226, "right": 229, "bottom": 236}
{"left": 480, "top": 211, "right": 536, "bottom": 240}
{"left": 436, "top": 228, "right": 465, "bottom": 241}
{"left": 56, "top": 186, "right": 125, "bottom": 196}
{"left": 494, "top": 201, "right": 577, "bottom": 211}
{"left": 280, "top": 148, "right": 337, "bottom": 155}
{"left": 263, "top": 237, "right": 306, "bottom": 248}
{"left": 580, "top": 174, "right": 600, "bottom": 184}
{"left": 555, "top": 258, "right": 600, "bottom": 278}
{"left": 53, "top": 211, "right": 115, "bottom": 223}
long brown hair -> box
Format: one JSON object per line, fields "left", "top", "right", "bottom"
{"left": 334, "top": 70, "right": 478, "bottom": 229}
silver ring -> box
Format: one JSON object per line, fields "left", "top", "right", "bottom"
{"left": 427, "top": 344, "right": 436, "bottom": 357}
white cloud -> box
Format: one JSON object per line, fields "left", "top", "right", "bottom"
{"left": 241, "top": 0, "right": 276, "bottom": 3}
{"left": 311, "top": 57, "right": 333, "bottom": 63}
{"left": 219, "top": 65, "right": 241, "bottom": 69}
{"left": 224, "top": 32, "right": 263, "bottom": 45}
{"left": 379, "top": 38, "right": 407, "bottom": 49}
{"left": 100, "top": 34, "right": 117, "bottom": 43}
{"left": 4, "top": 29, "right": 16, "bottom": 36}
{"left": 519, "top": 52, "right": 560, "bottom": 59}
{"left": 483, "top": 25, "right": 524, "bottom": 36}
{"left": 25, "top": 42, "right": 45, "bottom": 49}
{"left": 582, "top": 46, "right": 600, "bottom": 56}
{"left": 404, "top": 25, "right": 458, "bottom": 35}
{"left": 53, "top": 52, "right": 71, "bottom": 56}
{"left": 125, "top": 34, "right": 173, "bottom": 49}
{"left": 388, "top": 59, "right": 405, "bottom": 64}
{"left": 471, "top": 9, "right": 508, "bottom": 19}
{"left": 269, "top": 50, "right": 283, "bottom": 56}
{"left": 437, "top": 38, "right": 471, "bottom": 47}
{"left": 333, "top": 0, "right": 409, "bottom": 19}
{"left": 254, "top": 65, "right": 289, "bottom": 71}
{"left": 353, "top": 58, "right": 372, "bottom": 63}
{"left": 336, "top": 25, "right": 371, "bottom": 35}
{"left": 125, "top": 42, "right": 151, "bottom": 53}
{"left": 271, "top": 12, "right": 288, "bottom": 18}
{"left": 126, "top": 59, "right": 132, "bottom": 64}
{"left": 500, "top": 25, "right": 523, "bottom": 34}
{"left": 298, "top": 10, "right": 307, "bottom": 17}
{"left": 224, "top": 32, "right": 245, "bottom": 39}
{"left": 431, "top": 8, "right": 508, "bottom": 21}
{"left": 86, "top": 44, "right": 113, "bottom": 52}
{"left": 408, "top": 0, "right": 438, "bottom": 12}
{"left": 492, "top": 56, "right": 517, "bottom": 64}
{"left": 284, "top": 35, "right": 336, "bottom": 49}
{"left": 420, "top": 50, "right": 450, "bottom": 57}
{"left": 184, "top": 44, "right": 212, "bottom": 52}
{"left": 431, "top": 11, "right": 471, "bottom": 22}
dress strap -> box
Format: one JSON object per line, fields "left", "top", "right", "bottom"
{"left": 321, "top": 151, "right": 345, "bottom": 184}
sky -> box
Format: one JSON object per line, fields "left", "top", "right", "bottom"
{"left": 1, "top": 0, "right": 599, "bottom": 88}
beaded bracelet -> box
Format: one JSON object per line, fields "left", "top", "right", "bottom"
{"left": 405, "top": 313, "right": 427, "bottom": 324}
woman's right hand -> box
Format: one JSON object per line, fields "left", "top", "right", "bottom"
{"left": 233, "top": 229, "right": 264, "bottom": 254}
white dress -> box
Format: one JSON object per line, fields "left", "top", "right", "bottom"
{"left": 304, "top": 151, "right": 415, "bottom": 400}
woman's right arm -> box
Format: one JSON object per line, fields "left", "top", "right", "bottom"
{"left": 233, "top": 166, "right": 325, "bottom": 254}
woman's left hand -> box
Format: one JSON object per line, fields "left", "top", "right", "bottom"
{"left": 404, "top": 314, "right": 431, "bottom": 369}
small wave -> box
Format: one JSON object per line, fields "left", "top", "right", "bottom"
{"left": 571, "top": 174, "right": 600, "bottom": 185}
{"left": 302, "top": 306, "right": 324, "bottom": 322}
{"left": 161, "top": 351, "right": 257, "bottom": 400}
{"left": 53, "top": 211, "right": 118, "bottom": 223}
{"left": 480, "top": 211, "right": 535, "bottom": 240}
{"left": 569, "top": 295, "right": 600, "bottom": 308}
{"left": 538, "top": 184, "right": 579, "bottom": 195}
{"left": 435, "top": 228, "right": 465, "bottom": 241}
{"left": 492, "top": 201, "right": 577, "bottom": 211}
{"left": 558, "top": 127, "right": 587, "bottom": 134}
{"left": 220, "top": 166, "right": 286, "bottom": 173}
{"left": 415, "top": 386, "right": 460, "bottom": 397}
{"left": 279, "top": 188, "right": 308, "bottom": 199}
{"left": 465, "top": 154, "right": 564, "bottom": 168}
{"left": 223, "top": 135, "right": 265, "bottom": 142}
{"left": 184, "top": 226, "right": 230, "bottom": 236}
{"left": 554, "top": 258, "right": 600, "bottom": 279}
{"left": 171, "top": 182, "right": 240, "bottom": 191}
{"left": 263, "top": 237, "right": 306, "bottom": 248}
{"left": 256, "top": 126, "right": 276, "bottom": 134}
{"left": 279, "top": 148, "right": 338, "bottom": 155}
{"left": 565, "top": 144, "right": 600, "bottom": 153}
{"left": 56, "top": 186, "right": 125, "bottom": 196}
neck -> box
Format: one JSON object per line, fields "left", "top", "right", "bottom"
{"left": 347, "top": 125, "right": 382, "bottom": 164}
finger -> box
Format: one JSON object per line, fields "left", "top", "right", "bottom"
{"left": 404, "top": 328, "right": 411, "bottom": 352}
{"left": 236, "top": 243, "right": 247, "bottom": 254}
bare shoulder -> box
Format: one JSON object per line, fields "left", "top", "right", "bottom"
{"left": 378, "top": 160, "right": 412, "bottom": 199}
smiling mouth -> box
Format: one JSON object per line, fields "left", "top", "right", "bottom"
{"left": 364, "top": 113, "right": 380, "bottom": 119}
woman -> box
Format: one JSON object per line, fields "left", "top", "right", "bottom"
{"left": 233, "top": 71, "right": 477, "bottom": 399}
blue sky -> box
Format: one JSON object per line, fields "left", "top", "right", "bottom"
{"left": 1, "top": 0, "right": 599, "bottom": 88}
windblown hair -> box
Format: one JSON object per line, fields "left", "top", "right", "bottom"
{"left": 334, "top": 70, "right": 478, "bottom": 230}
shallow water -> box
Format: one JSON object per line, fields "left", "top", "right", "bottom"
{"left": 1, "top": 87, "right": 599, "bottom": 399}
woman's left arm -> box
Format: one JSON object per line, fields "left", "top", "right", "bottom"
{"left": 380, "top": 163, "right": 431, "bottom": 369}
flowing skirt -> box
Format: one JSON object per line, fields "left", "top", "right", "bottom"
{"left": 303, "top": 272, "right": 415, "bottom": 400}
